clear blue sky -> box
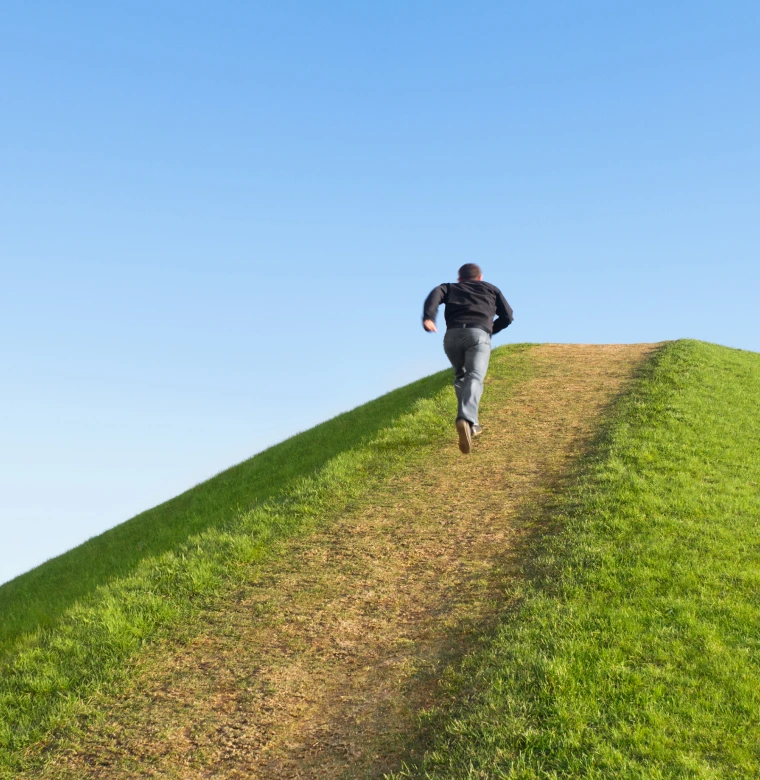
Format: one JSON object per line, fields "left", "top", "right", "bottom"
{"left": 2, "top": 1, "right": 759, "bottom": 585}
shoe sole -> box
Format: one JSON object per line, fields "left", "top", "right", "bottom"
{"left": 456, "top": 419, "right": 472, "bottom": 454}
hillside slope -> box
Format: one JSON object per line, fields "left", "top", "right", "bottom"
{"left": 1, "top": 342, "right": 654, "bottom": 778}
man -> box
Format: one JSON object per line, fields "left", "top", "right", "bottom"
{"left": 422, "top": 264, "right": 514, "bottom": 454}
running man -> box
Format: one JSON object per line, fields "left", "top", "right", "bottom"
{"left": 422, "top": 264, "right": 514, "bottom": 454}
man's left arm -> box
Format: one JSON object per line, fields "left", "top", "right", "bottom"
{"left": 491, "top": 288, "right": 514, "bottom": 335}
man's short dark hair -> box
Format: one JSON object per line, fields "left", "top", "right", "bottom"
{"left": 458, "top": 263, "right": 482, "bottom": 281}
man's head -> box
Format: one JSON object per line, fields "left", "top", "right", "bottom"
{"left": 458, "top": 263, "right": 483, "bottom": 282}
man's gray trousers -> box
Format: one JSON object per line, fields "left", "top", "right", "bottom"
{"left": 442, "top": 326, "right": 491, "bottom": 426}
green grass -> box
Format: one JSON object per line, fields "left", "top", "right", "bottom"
{"left": 0, "top": 345, "right": 536, "bottom": 778}
{"left": 396, "top": 340, "right": 760, "bottom": 779}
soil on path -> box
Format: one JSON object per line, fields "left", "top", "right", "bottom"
{"left": 43, "top": 344, "right": 655, "bottom": 779}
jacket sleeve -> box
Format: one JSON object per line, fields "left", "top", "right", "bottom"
{"left": 491, "top": 288, "right": 514, "bottom": 335}
{"left": 422, "top": 284, "right": 447, "bottom": 328}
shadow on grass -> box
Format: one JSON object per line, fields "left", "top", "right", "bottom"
{"left": 0, "top": 369, "right": 452, "bottom": 652}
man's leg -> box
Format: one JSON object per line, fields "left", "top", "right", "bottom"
{"left": 443, "top": 329, "right": 467, "bottom": 411}
{"left": 443, "top": 330, "right": 471, "bottom": 453}
{"left": 458, "top": 329, "right": 491, "bottom": 427}
{"left": 443, "top": 329, "right": 491, "bottom": 453}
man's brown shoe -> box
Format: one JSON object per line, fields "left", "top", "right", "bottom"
{"left": 456, "top": 418, "right": 472, "bottom": 454}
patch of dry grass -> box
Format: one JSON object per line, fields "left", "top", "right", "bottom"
{"left": 40, "top": 344, "right": 655, "bottom": 779}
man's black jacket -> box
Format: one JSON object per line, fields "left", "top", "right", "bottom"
{"left": 423, "top": 280, "right": 514, "bottom": 335}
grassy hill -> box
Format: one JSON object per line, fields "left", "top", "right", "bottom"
{"left": 2, "top": 340, "right": 759, "bottom": 778}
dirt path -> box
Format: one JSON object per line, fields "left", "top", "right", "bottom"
{"left": 43, "top": 344, "right": 655, "bottom": 779}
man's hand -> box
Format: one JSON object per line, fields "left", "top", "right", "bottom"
{"left": 423, "top": 319, "right": 438, "bottom": 333}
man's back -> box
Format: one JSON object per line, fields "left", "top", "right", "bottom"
{"left": 423, "top": 280, "right": 513, "bottom": 335}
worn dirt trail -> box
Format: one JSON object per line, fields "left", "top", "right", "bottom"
{"left": 44, "top": 344, "right": 656, "bottom": 779}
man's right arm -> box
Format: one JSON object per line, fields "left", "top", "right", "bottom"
{"left": 422, "top": 284, "right": 447, "bottom": 331}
